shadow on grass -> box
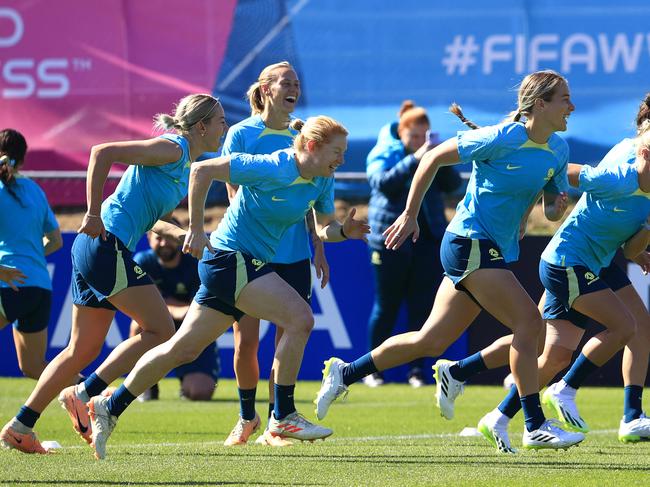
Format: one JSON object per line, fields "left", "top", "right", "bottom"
{"left": 116, "top": 450, "right": 650, "bottom": 472}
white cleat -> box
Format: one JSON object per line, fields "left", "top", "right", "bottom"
{"left": 314, "top": 357, "right": 348, "bottom": 421}
{"left": 542, "top": 382, "right": 589, "bottom": 433}
{"left": 432, "top": 360, "right": 464, "bottom": 420}
{"left": 618, "top": 414, "right": 650, "bottom": 443}
{"left": 87, "top": 396, "right": 118, "bottom": 460}
{"left": 362, "top": 373, "right": 384, "bottom": 388}
{"left": 522, "top": 419, "right": 584, "bottom": 450}
{"left": 269, "top": 411, "right": 332, "bottom": 441}
{"left": 477, "top": 408, "right": 516, "bottom": 454}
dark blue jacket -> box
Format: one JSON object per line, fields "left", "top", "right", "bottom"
{"left": 366, "top": 122, "right": 462, "bottom": 250}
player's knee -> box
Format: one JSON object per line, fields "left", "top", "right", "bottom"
{"left": 67, "top": 340, "right": 103, "bottom": 365}
{"left": 237, "top": 334, "right": 260, "bottom": 356}
{"left": 287, "top": 304, "right": 314, "bottom": 335}
{"left": 514, "top": 314, "right": 544, "bottom": 339}
{"left": 18, "top": 360, "right": 43, "bottom": 380}
{"left": 174, "top": 347, "right": 202, "bottom": 367}
{"left": 541, "top": 348, "right": 572, "bottom": 374}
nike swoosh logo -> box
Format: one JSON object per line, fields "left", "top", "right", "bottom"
{"left": 612, "top": 207, "right": 626, "bottom": 212}
{"left": 9, "top": 433, "right": 22, "bottom": 444}
{"left": 75, "top": 410, "right": 89, "bottom": 433}
{"left": 506, "top": 164, "right": 522, "bottom": 170}
{"left": 271, "top": 196, "right": 287, "bottom": 202}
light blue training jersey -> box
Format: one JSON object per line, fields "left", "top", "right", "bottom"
{"left": 0, "top": 176, "right": 58, "bottom": 289}
{"left": 542, "top": 138, "right": 650, "bottom": 274}
{"left": 448, "top": 121, "right": 569, "bottom": 262}
{"left": 101, "top": 134, "right": 192, "bottom": 251}
{"left": 221, "top": 115, "right": 310, "bottom": 264}
{"left": 211, "top": 149, "right": 335, "bottom": 263}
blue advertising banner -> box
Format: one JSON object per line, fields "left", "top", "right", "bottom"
{"left": 0, "top": 233, "right": 468, "bottom": 382}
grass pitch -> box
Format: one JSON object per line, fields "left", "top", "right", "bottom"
{"left": 1, "top": 378, "right": 648, "bottom": 486}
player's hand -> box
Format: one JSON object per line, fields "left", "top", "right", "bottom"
{"left": 312, "top": 239, "right": 330, "bottom": 288}
{"left": 383, "top": 211, "right": 419, "bottom": 250}
{"left": 342, "top": 207, "right": 371, "bottom": 242}
{"left": 182, "top": 228, "right": 213, "bottom": 260}
{"left": 78, "top": 213, "right": 106, "bottom": 240}
{"left": 0, "top": 265, "right": 26, "bottom": 291}
{"left": 633, "top": 251, "right": 650, "bottom": 275}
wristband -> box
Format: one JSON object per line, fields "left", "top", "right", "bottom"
{"left": 86, "top": 213, "right": 101, "bottom": 219}
{"left": 340, "top": 226, "right": 348, "bottom": 240}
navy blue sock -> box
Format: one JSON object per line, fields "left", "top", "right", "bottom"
{"left": 274, "top": 384, "right": 296, "bottom": 420}
{"left": 342, "top": 353, "right": 378, "bottom": 386}
{"left": 521, "top": 393, "right": 545, "bottom": 432}
{"left": 83, "top": 372, "right": 109, "bottom": 398}
{"left": 16, "top": 406, "right": 40, "bottom": 429}
{"left": 497, "top": 385, "right": 521, "bottom": 419}
{"left": 563, "top": 354, "right": 598, "bottom": 390}
{"left": 268, "top": 403, "right": 275, "bottom": 421}
{"left": 449, "top": 352, "right": 487, "bottom": 382}
{"left": 238, "top": 388, "right": 257, "bottom": 421}
{"left": 623, "top": 385, "right": 643, "bottom": 423}
{"left": 106, "top": 385, "right": 136, "bottom": 418}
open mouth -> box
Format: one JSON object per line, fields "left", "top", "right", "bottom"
{"left": 285, "top": 96, "right": 296, "bottom": 104}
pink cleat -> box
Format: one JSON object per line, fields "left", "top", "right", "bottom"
{"left": 58, "top": 385, "right": 92, "bottom": 444}
{"left": 224, "top": 413, "right": 261, "bottom": 446}
{"left": 0, "top": 424, "right": 48, "bottom": 454}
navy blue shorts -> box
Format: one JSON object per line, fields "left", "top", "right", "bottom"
{"left": 71, "top": 232, "right": 153, "bottom": 310}
{"left": 540, "top": 260, "right": 627, "bottom": 329}
{"left": 194, "top": 248, "right": 274, "bottom": 321}
{"left": 0, "top": 287, "right": 51, "bottom": 333}
{"left": 440, "top": 231, "right": 509, "bottom": 287}
{"left": 271, "top": 258, "right": 312, "bottom": 303}
{"left": 175, "top": 340, "right": 220, "bottom": 381}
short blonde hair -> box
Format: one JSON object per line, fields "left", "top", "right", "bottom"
{"left": 153, "top": 94, "right": 220, "bottom": 133}
{"left": 290, "top": 116, "right": 348, "bottom": 152}
{"left": 246, "top": 61, "right": 295, "bottom": 115}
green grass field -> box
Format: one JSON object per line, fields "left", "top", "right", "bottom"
{"left": 1, "top": 378, "right": 648, "bottom": 486}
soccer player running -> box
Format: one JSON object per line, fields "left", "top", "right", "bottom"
{"left": 0, "top": 129, "right": 62, "bottom": 382}
{"left": 0, "top": 94, "right": 226, "bottom": 454}
{"left": 221, "top": 62, "right": 328, "bottom": 447}
{"left": 315, "top": 70, "right": 585, "bottom": 450}
{"left": 84, "top": 116, "right": 370, "bottom": 460}
{"left": 456, "top": 97, "right": 650, "bottom": 453}
{"left": 364, "top": 101, "right": 461, "bottom": 388}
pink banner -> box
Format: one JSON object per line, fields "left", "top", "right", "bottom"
{"left": 1, "top": 0, "right": 236, "bottom": 205}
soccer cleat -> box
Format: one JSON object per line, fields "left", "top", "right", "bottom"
{"left": 269, "top": 411, "right": 333, "bottom": 441}
{"left": 522, "top": 419, "right": 584, "bottom": 450}
{"left": 58, "top": 385, "right": 92, "bottom": 444}
{"left": 87, "top": 396, "right": 118, "bottom": 460}
{"left": 314, "top": 357, "right": 348, "bottom": 420}
{"left": 254, "top": 427, "right": 294, "bottom": 447}
{"left": 362, "top": 372, "right": 384, "bottom": 388}
{"left": 223, "top": 413, "right": 261, "bottom": 446}
{"left": 477, "top": 409, "right": 516, "bottom": 454}
{"left": 618, "top": 414, "right": 650, "bottom": 443}
{"left": 542, "top": 382, "right": 589, "bottom": 433}
{"left": 432, "top": 360, "right": 464, "bottom": 420}
{"left": 0, "top": 424, "right": 48, "bottom": 454}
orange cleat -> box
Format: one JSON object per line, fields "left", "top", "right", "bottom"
{"left": 0, "top": 424, "right": 48, "bottom": 454}
{"left": 58, "top": 385, "right": 92, "bottom": 444}
{"left": 223, "top": 413, "right": 261, "bottom": 446}
{"left": 254, "top": 428, "right": 293, "bottom": 447}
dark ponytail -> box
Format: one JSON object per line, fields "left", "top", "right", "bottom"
{"left": 0, "top": 129, "right": 27, "bottom": 205}
{"left": 449, "top": 103, "right": 480, "bottom": 130}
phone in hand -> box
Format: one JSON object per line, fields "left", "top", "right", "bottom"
{"left": 426, "top": 130, "right": 439, "bottom": 145}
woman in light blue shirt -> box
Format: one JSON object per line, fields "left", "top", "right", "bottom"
{"left": 0, "top": 95, "right": 227, "bottom": 455}
{"left": 0, "top": 129, "right": 62, "bottom": 381}
{"left": 315, "top": 70, "right": 584, "bottom": 451}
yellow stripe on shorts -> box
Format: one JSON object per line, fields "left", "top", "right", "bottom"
{"left": 566, "top": 266, "right": 580, "bottom": 307}
{"left": 109, "top": 239, "right": 129, "bottom": 297}
{"left": 234, "top": 252, "right": 249, "bottom": 302}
